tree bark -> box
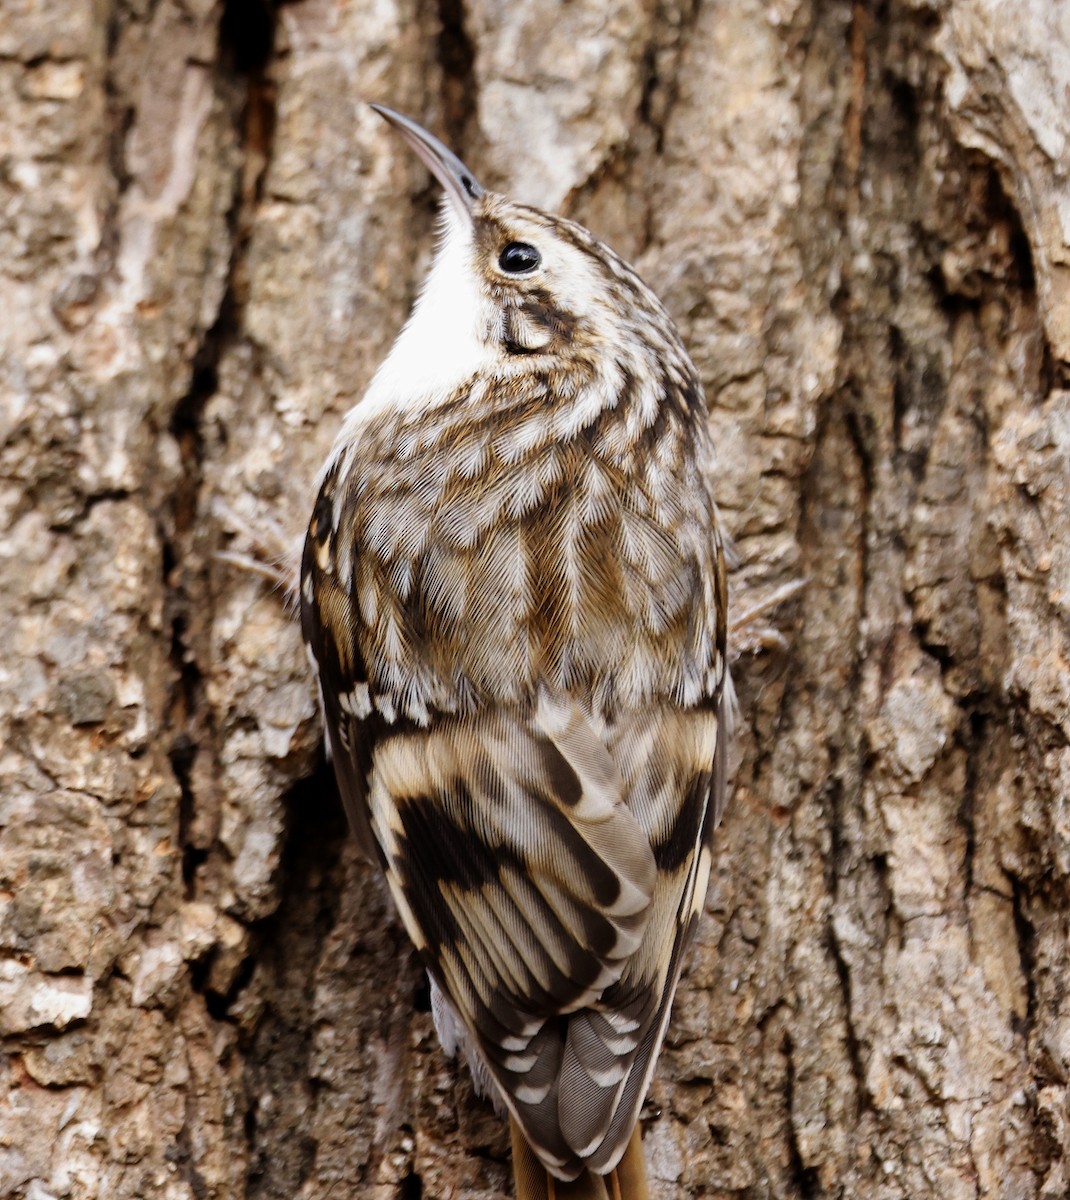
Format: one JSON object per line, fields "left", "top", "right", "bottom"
{"left": 2, "top": 1, "right": 1069, "bottom": 1197}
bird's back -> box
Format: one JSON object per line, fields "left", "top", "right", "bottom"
{"left": 315, "top": 356, "right": 723, "bottom": 722}
{"left": 302, "top": 358, "right": 728, "bottom": 1178}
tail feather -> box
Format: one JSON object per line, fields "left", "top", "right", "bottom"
{"left": 510, "top": 1119, "right": 650, "bottom": 1200}
{"left": 611, "top": 1127, "right": 649, "bottom": 1200}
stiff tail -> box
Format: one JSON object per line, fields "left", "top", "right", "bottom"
{"left": 509, "top": 1119, "right": 650, "bottom": 1200}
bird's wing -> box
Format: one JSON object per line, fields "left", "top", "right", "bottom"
{"left": 368, "top": 691, "right": 662, "bottom": 1156}
{"left": 370, "top": 693, "right": 725, "bottom": 1179}
{"left": 563, "top": 693, "right": 727, "bottom": 1174}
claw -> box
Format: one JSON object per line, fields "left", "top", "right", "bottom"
{"left": 212, "top": 497, "right": 300, "bottom": 602}
{"left": 729, "top": 577, "right": 807, "bottom": 661}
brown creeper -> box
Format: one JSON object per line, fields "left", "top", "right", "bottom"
{"left": 301, "top": 106, "right": 732, "bottom": 1200}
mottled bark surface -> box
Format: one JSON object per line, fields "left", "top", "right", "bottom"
{"left": 2, "top": 1, "right": 1069, "bottom": 1197}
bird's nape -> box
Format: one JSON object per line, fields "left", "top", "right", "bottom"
{"left": 510, "top": 1118, "right": 651, "bottom": 1200}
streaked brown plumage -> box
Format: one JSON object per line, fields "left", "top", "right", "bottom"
{"left": 301, "top": 106, "right": 732, "bottom": 1199}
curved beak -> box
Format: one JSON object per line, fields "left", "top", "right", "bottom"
{"left": 370, "top": 104, "right": 484, "bottom": 222}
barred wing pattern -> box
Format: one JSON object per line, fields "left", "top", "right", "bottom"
{"left": 301, "top": 365, "right": 729, "bottom": 1179}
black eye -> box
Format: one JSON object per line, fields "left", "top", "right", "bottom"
{"left": 498, "top": 242, "right": 541, "bottom": 273}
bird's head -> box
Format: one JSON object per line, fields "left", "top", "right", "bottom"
{"left": 369, "top": 105, "right": 679, "bottom": 402}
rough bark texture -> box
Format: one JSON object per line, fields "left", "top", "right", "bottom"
{"left": 2, "top": 1, "right": 1069, "bottom": 1197}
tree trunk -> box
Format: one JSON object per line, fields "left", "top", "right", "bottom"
{"left": 2, "top": 1, "right": 1069, "bottom": 1197}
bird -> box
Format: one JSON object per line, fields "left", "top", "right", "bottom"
{"left": 300, "top": 104, "right": 733, "bottom": 1200}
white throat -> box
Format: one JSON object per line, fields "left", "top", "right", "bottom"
{"left": 327, "top": 204, "right": 491, "bottom": 471}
